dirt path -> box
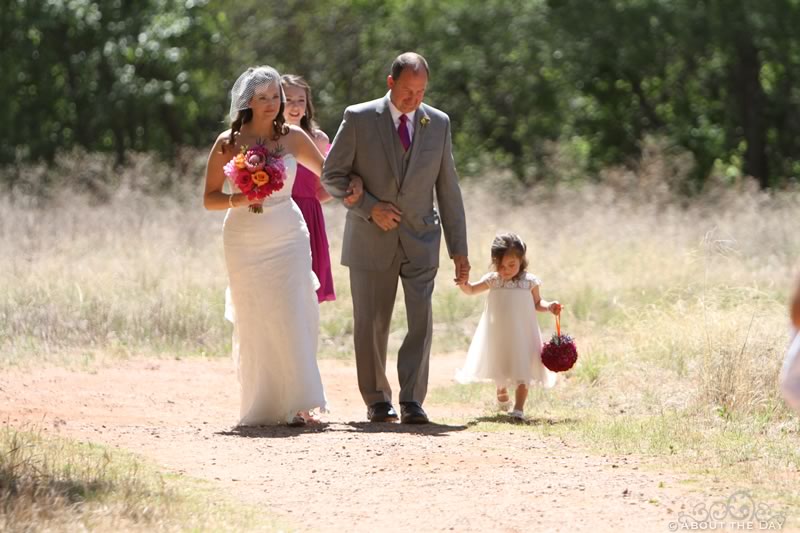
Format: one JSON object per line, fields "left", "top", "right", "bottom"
{"left": 0, "top": 355, "right": 781, "bottom": 532}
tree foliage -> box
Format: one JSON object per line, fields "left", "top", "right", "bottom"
{"left": 1, "top": 0, "right": 228, "bottom": 165}
{"left": 4, "top": 0, "right": 800, "bottom": 188}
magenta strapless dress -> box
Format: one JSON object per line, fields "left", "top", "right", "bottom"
{"left": 292, "top": 163, "right": 335, "bottom": 302}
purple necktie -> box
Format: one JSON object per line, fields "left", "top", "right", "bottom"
{"left": 398, "top": 114, "right": 411, "bottom": 152}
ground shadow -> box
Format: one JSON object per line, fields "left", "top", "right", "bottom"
{"left": 215, "top": 420, "right": 468, "bottom": 438}
{"left": 337, "top": 421, "right": 468, "bottom": 436}
{"left": 466, "top": 414, "right": 578, "bottom": 427}
{"left": 215, "top": 422, "right": 332, "bottom": 439}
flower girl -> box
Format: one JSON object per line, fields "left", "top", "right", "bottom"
{"left": 456, "top": 233, "right": 561, "bottom": 420}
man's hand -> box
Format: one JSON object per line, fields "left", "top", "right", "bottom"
{"left": 370, "top": 202, "right": 402, "bottom": 231}
{"left": 344, "top": 175, "right": 364, "bottom": 207}
{"left": 453, "top": 255, "right": 470, "bottom": 284}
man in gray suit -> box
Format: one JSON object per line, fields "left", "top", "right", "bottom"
{"left": 322, "top": 52, "right": 470, "bottom": 424}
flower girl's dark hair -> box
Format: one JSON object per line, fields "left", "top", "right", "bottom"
{"left": 490, "top": 233, "right": 528, "bottom": 281}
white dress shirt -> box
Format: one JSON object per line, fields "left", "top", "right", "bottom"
{"left": 387, "top": 93, "right": 415, "bottom": 142}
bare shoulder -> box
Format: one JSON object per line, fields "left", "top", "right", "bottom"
{"left": 286, "top": 124, "right": 307, "bottom": 137}
{"left": 313, "top": 129, "right": 330, "bottom": 144}
{"left": 209, "top": 130, "right": 235, "bottom": 157}
{"left": 281, "top": 125, "right": 314, "bottom": 155}
{"left": 312, "top": 129, "right": 329, "bottom": 152}
{"left": 284, "top": 124, "right": 311, "bottom": 145}
{"left": 211, "top": 130, "right": 237, "bottom": 157}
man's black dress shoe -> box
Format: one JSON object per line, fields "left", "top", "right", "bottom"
{"left": 367, "top": 402, "right": 399, "bottom": 422}
{"left": 400, "top": 402, "right": 429, "bottom": 424}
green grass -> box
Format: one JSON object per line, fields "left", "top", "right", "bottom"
{"left": 427, "top": 382, "right": 495, "bottom": 405}
{"left": 0, "top": 425, "right": 287, "bottom": 532}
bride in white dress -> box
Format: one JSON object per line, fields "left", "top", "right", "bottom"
{"left": 202, "top": 66, "right": 361, "bottom": 426}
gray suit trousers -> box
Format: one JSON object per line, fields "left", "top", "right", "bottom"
{"left": 349, "top": 245, "right": 437, "bottom": 406}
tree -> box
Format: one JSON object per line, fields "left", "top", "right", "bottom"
{"left": 0, "top": 0, "right": 228, "bottom": 166}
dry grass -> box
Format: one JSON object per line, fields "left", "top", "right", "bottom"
{"left": 2, "top": 146, "right": 800, "bottom": 518}
{"left": 0, "top": 425, "right": 278, "bottom": 532}
{"left": 2, "top": 150, "right": 798, "bottom": 400}
{"left": 2, "top": 150, "right": 799, "bottom": 400}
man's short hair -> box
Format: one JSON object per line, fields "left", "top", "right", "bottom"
{"left": 391, "top": 52, "right": 430, "bottom": 80}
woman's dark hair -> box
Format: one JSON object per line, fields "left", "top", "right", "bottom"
{"left": 281, "top": 74, "right": 320, "bottom": 136}
{"left": 490, "top": 233, "right": 528, "bottom": 280}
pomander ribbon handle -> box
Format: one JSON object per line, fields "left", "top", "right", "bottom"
{"left": 555, "top": 314, "right": 561, "bottom": 337}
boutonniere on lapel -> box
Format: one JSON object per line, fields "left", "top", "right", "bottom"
{"left": 420, "top": 115, "right": 430, "bottom": 128}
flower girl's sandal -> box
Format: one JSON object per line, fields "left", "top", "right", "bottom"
{"left": 496, "top": 390, "right": 512, "bottom": 412}
{"left": 509, "top": 409, "right": 525, "bottom": 421}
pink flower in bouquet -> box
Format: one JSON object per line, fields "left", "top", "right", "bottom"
{"left": 244, "top": 145, "right": 268, "bottom": 172}
{"left": 265, "top": 160, "right": 284, "bottom": 184}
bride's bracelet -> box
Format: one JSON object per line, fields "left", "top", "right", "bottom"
{"left": 228, "top": 194, "right": 235, "bottom": 209}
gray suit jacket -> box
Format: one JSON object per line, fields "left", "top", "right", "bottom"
{"left": 322, "top": 95, "right": 468, "bottom": 271}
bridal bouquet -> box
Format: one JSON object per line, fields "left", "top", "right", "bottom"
{"left": 223, "top": 141, "right": 286, "bottom": 213}
{"left": 541, "top": 315, "right": 578, "bottom": 372}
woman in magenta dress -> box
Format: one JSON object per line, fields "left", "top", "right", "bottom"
{"left": 281, "top": 74, "right": 336, "bottom": 302}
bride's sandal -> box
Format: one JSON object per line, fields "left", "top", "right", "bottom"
{"left": 302, "top": 410, "right": 323, "bottom": 425}
{"left": 288, "top": 413, "right": 307, "bottom": 427}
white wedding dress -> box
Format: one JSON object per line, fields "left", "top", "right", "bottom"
{"left": 223, "top": 155, "right": 327, "bottom": 425}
